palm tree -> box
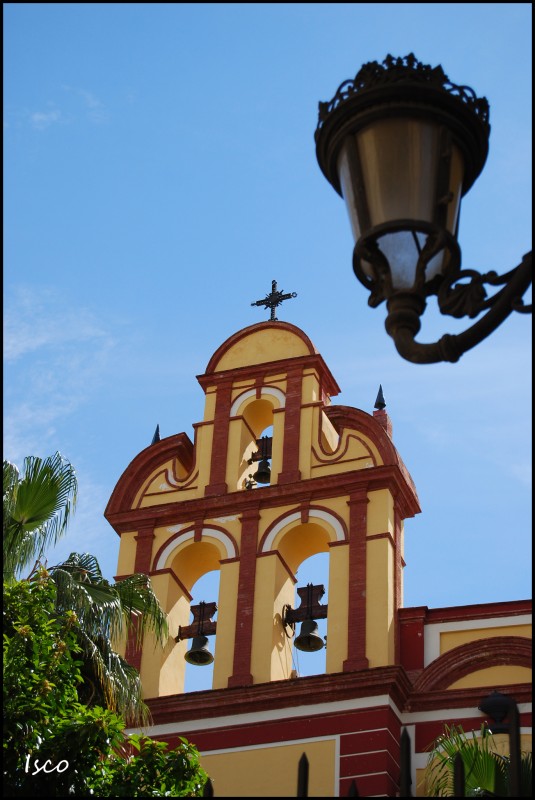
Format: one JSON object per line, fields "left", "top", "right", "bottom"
{"left": 3, "top": 455, "right": 169, "bottom": 725}
{"left": 49, "top": 551, "right": 168, "bottom": 724}
{"left": 3, "top": 453, "right": 77, "bottom": 582}
{"left": 425, "top": 723, "right": 532, "bottom": 796}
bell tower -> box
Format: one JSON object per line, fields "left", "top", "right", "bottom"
{"left": 105, "top": 311, "right": 531, "bottom": 797}
{"left": 106, "top": 317, "right": 419, "bottom": 700}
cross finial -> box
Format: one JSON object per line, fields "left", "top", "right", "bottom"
{"left": 251, "top": 279, "right": 297, "bottom": 321}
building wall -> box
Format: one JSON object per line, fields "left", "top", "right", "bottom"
{"left": 107, "top": 321, "right": 531, "bottom": 796}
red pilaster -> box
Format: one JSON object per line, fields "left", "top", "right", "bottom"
{"left": 228, "top": 507, "right": 260, "bottom": 687}
{"left": 205, "top": 378, "right": 233, "bottom": 495}
{"left": 278, "top": 365, "right": 302, "bottom": 484}
{"left": 398, "top": 606, "right": 427, "bottom": 672}
{"left": 125, "top": 525, "right": 155, "bottom": 670}
{"left": 344, "top": 490, "right": 369, "bottom": 671}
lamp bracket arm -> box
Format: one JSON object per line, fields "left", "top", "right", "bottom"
{"left": 438, "top": 253, "right": 532, "bottom": 319}
{"left": 387, "top": 251, "right": 531, "bottom": 364}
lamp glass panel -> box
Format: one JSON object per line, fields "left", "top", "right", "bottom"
{"left": 337, "top": 146, "right": 363, "bottom": 243}
{"left": 357, "top": 117, "right": 441, "bottom": 228}
{"left": 359, "top": 230, "right": 446, "bottom": 289}
{"left": 446, "top": 144, "right": 464, "bottom": 235}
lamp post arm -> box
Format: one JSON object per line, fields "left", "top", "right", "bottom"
{"left": 385, "top": 251, "right": 532, "bottom": 364}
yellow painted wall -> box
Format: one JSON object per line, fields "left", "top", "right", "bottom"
{"left": 366, "top": 536, "right": 395, "bottom": 666}
{"left": 325, "top": 543, "right": 349, "bottom": 673}
{"left": 367, "top": 489, "right": 394, "bottom": 535}
{"left": 440, "top": 624, "right": 531, "bottom": 654}
{"left": 200, "top": 738, "right": 336, "bottom": 797}
{"left": 250, "top": 554, "right": 294, "bottom": 683}
{"left": 447, "top": 664, "right": 532, "bottom": 689}
{"left": 116, "top": 531, "right": 137, "bottom": 576}
{"left": 213, "top": 328, "right": 311, "bottom": 372}
{"left": 140, "top": 573, "right": 190, "bottom": 697}
{"left": 212, "top": 560, "right": 240, "bottom": 689}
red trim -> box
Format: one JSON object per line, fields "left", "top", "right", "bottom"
{"left": 344, "top": 491, "right": 369, "bottom": 672}
{"left": 149, "top": 568, "right": 192, "bottom": 601}
{"left": 203, "top": 321, "right": 315, "bottom": 368}
{"left": 257, "top": 550, "right": 296, "bottom": 582}
{"left": 147, "top": 666, "right": 412, "bottom": 725}
{"left": 205, "top": 378, "right": 233, "bottom": 495}
{"left": 258, "top": 504, "right": 349, "bottom": 553}
{"left": 324, "top": 405, "right": 419, "bottom": 517}
{"left": 422, "top": 599, "right": 532, "bottom": 623}
{"left": 278, "top": 364, "right": 303, "bottom": 484}
{"left": 415, "top": 709, "right": 533, "bottom": 752}
{"left": 106, "top": 464, "right": 420, "bottom": 535}
{"left": 105, "top": 432, "right": 195, "bottom": 518}
{"left": 411, "top": 636, "right": 532, "bottom": 693}
{"left": 398, "top": 606, "right": 427, "bottom": 672}
{"left": 228, "top": 507, "right": 260, "bottom": 687}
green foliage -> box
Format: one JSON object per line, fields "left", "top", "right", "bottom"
{"left": 4, "top": 455, "right": 169, "bottom": 725}
{"left": 3, "top": 452, "right": 209, "bottom": 797}
{"left": 3, "top": 454, "right": 78, "bottom": 582}
{"left": 3, "top": 573, "right": 208, "bottom": 797}
{"left": 49, "top": 552, "right": 169, "bottom": 725}
{"left": 425, "top": 723, "right": 532, "bottom": 797}
{"left": 87, "top": 734, "right": 208, "bottom": 797}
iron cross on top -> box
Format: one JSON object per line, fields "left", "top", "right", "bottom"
{"left": 251, "top": 280, "right": 297, "bottom": 321}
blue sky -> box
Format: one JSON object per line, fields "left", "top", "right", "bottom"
{"left": 4, "top": 4, "right": 532, "bottom": 689}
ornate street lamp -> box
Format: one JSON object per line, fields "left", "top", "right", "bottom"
{"left": 315, "top": 54, "right": 532, "bottom": 364}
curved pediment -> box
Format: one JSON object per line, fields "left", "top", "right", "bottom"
{"left": 105, "top": 432, "right": 194, "bottom": 517}
{"left": 204, "top": 321, "right": 318, "bottom": 373}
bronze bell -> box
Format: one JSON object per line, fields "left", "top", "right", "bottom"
{"left": 184, "top": 635, "right": 214, "bottom": 666}
{"left": 294, "top": 619, "right": 325, "bottom": 652}
{"left": 253, "top": 458, "right": 271, "bottom": 484}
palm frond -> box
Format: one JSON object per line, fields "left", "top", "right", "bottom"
{"left": 114, "top": 573, "right": 169, "bottom": 645}
{"left": 75, "top": 627, "right": 151, "bottom": 726}
{"left": 3, "top": 453, "right": 77, "bottom": 580}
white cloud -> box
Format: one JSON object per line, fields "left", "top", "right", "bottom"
{"left": 3, "top": 285, "right": 117, "bottom": 465}
{"left": 4, "top": 286, "right": 109, "bottom": 362}
{"left": 30, "top": 109, "right": 64, "bottom": 130}
{"left": 62, "top": 85, "right": 108, "bottom": 123}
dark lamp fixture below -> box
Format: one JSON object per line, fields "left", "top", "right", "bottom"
{"left": 315, "top": 54, "right": 532, "bottom": 364}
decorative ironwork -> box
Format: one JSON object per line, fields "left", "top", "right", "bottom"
{"left": 315, "top": 53, "right": 490, "bottom": 137}
{"left": 175, "top": 601, "right": 217, "bottom": 642}
{"left": 438, "top": 265, "right": 533, "bottom": 319}
{"left": 247, "top": 436, "right": 273, "bottom": 465}
{"left": 283, "top": 583, "right": 328, "bottom": 628}
{"left": 251, "top": 279, "right": 297, "bottom": 321}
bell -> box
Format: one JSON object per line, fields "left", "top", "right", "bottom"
{"left": 294, "top": 619, "right": 325, "bottom": 652}
{"left": 253, "top": 458, "right": 271, "bottom": 484}
{"left": 184, "top": 635, "right": 214, "bottom": 666}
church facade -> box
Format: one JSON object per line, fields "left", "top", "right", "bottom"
{"left": 105, "top": 319, "right": 532, "bottom": 796}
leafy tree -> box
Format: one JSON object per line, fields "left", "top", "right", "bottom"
{"left": 3, "top": 455, "right": 168, "bottom": 725}
{"left": 49, "top": 551, "right": 168, "bottom": 725}
{"left": 3, "top": 455, "right": 209, "bottom": 795}
{"left": 3, "top": 569, "right": 208, "bottom": 797}
{"left": 425, "top": 722, "right": 532, "bottom": 796}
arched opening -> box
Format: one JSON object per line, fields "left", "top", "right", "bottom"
{"left": 165, "top": 537, "right": 226, "bottom": 694}
{"left": 288, "top": 551, "right": 330, "bottom": 678}
{"left": 183, "top": 569, "right": 220, "bottom": 693}
{"left": 245, "top": 424, "right": 273, "bottom": 490}
{"left": 230, "top": 389, "right": 284, "bottom": 491}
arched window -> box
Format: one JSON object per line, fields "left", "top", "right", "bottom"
{"left": 229, "top": 387, "right": 284, "bottom": 490}
{"left": 184, "top": 569, "right": 220, "bottom": 693}
{"left": 289, "top": 551, "right": 330, "bottom": 678}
